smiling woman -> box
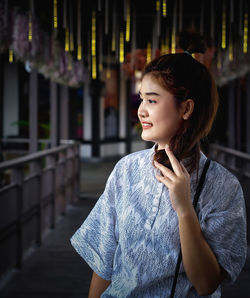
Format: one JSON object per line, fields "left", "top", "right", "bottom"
{"left": 70, "top": 31, "right": 247, "bottom": 298}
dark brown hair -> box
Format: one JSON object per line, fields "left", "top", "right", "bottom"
{"left": 142, "top": 32, "right": 219, "bottom": 174}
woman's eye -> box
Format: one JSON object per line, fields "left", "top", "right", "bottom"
{"left": 148, "top": 99, "right": 157, "bottom": 104}
{"left": 138, "top": 97, "right": 143, "bottom": 103}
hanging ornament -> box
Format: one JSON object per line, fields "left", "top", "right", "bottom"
{"left": 162, "top": 0, "right": 167, "bottom": 18}
{"left": 221, "top": 0, "right": 226, "bottom": 49}
{"left": 64, "top": 0, "right": 70, "bottom": 52}
{"left": 119, "top": 30, "right": 124, "bottom": 63}
{"left": 229, "top": 0, "right": 233, "bottom": 61}
{"left": 77, "top": 0, "right": 82, "bottom": 60}
{"left": 28, "top": 0, "right": 34, "bottom": 42}
{"left": 112, "top": 1, "right": 116, "bottom": 52}
{"left": 9, "top": 49, "right": 13, "bottom": 63}
{"left": 126, "top": 0, "right": 131, "bottom": 42}
{"left": 171, "top": 0, "right": 177, "bottom": 53}
{"left": 147, "top": 42, "right": 152, "bottom": 63}
{"left": 91, "top": 10, "right": 97, "bottom": 79}
{"left": 243, "top": 11, "right": 248, "bottom": 53}
{"left": 156, "top": 0, "right": 160, "bottom": 12}
{"left": 99, "top": 24, "right": 103, "bottom": 73}
{"left": 107, "top": 52, "right": 111, "bottom": 79}
{"left": 53, "top": 0, "right": 58, "bottom": 29}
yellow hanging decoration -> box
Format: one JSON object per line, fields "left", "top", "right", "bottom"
{"left": 147, "top": 42, "right": 152, "bottom": 63}
{"left": 70, "top": 32, "right": 74, "bottom": 52}
{"left": 53, "top": 0, "right": 58, "bottom": 29}
{"left": 112, "top": 33, "right": 116, "bottom": 52}
{"left": 162, "top": 0, "right": 167, "bottom": 18}
{"left": 229, "top": 36, "right": 233, "bottom": 61}
{"left": 221, "top": 10, "right": 226, "bottom": 48}
{"left": 171, "top": 30, "right": 176, "bottom": 54}
{"left": 65, "top": 27, "right": 70, "bottom": 52}
{"left": 243, "top": 12, "right": 248, "bottom": 53}
{"left": 77, "top": 44, "right": 82, "bottom": 60}
{"left": 9, "top": 49, "right": 13, "bottom": 63}
{"left": 156, "top": 0, "right": 160, "bottom": 12}
{"left": 92, "top": 11, "right": 96, "bottom": 57}
{"left": 92, "top": 11, "right": 97, "bottom": 79}
{"left": 126, "top": 2, "right": 130, "bottom": 42}
{"left": 28, "top": 12, "right": 32, "bottom": 42}
{"left": 92, "top": 56, "right": 97, "bottom": 79}
{"left": 120, "top": 31, "right": 124, "bottom": 63}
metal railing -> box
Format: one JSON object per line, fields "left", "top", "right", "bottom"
{"left": 0, "top": 141, "right": 80, "bottom": 279}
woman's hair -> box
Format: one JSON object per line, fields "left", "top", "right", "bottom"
{"left": 142, "top": 31, "right": 219, "bottom": 174}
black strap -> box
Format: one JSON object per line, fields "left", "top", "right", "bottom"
{"left": 170, "top": 158, "right": 211, "bottom": 298}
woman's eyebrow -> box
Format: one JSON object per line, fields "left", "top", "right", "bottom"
{"left": 138, "top": 91, "right": 161, "bottom": 96}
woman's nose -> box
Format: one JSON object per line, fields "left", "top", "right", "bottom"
{"left": 138, "top": 103, "right": 148, "bottom": 118}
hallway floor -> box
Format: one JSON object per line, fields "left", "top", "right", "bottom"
{"left": 0, "top": 158, "right": 249, "bottom": 297}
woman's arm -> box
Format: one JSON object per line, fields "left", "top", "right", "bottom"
{"left": 177, "top": 207, "right": 226, "bottom": 295}
{"left": 154, "top": 145, "right": 226, "bottom": 295}
{"left": 88, "top": 271, "right": 111, "bottom": 298}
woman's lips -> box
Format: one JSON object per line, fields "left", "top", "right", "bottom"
{"left": 141, "top": 122, "right": 153, "bottom": 129}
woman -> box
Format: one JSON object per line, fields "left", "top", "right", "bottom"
{"left": 70, "top": 33, "right": 247, "bottom": 297}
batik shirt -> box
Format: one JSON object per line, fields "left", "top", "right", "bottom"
{"left": 70, "top": 145, "right": 247, "bottom": 297}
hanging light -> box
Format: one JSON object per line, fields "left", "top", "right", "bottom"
{"left": 9, "top": 49, "right": 13, "bottom": 63}
{"left": 77, "top": 0, "right": 82, "bottom": 60}
{"left": 243, "top": 12, "right": 248, "bottom": 53}
{"left": 126, "top": 0, "right": 131, "bottom": 42}
{"left": 91, "top": 11, "right": 97, "bottom": 79}
{"left": 28, "top": 0, "right": 34, "bottom": 42}
{"left": 162, "top": 0, "right": 167, "bottom": 18}
{"left": 53, "top": 0, "right": 58, "bottom": 29}
{"left": 147, "top": 42, "right": 152, "bottom": 63}
{"left": 221, "top": 1, "right": 226, "bottom": 49}
{"left": 65, "top": 28, "right": 70, "bottom": 52}
{"left": 120, "top": 30, "right": 124, "bottom": 63}
{"left": 156, "top": 0, "right": 160, "bottom": 12}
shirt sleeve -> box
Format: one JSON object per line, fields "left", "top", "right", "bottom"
{"left": 199, "top": 169, "right": 247, "bottom": 285}
{"left": 70, "top": 162, "right": 120, "bottom": 281}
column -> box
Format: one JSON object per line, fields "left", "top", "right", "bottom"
{"left": 29, "top": 69, "right": 38, "bottom": 153}
{"left": 50, "top": 80, "right": 59, "bottom": 147}
{"left": 60, "top": 85, "right": 69, "bottom": 140}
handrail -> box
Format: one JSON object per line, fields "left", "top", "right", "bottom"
{"left": 209, "top": 143, "right": 250, "bottom": 161}
{"left": 0, "top": 143, "right": 77, "bottom": 171}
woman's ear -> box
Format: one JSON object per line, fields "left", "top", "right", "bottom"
{"left": 181, "top": 99, "right": 194, "bottom": 120}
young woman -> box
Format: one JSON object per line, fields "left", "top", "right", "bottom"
{"left": 70, "top": 33, "right": 247, "bottom": 297}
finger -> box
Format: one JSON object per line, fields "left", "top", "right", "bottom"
{"left": 156, "top": 174, "right": 172, "bottom": 187}
{"left": 165, "top": 145, "right": 182, "bottom": 176}
{"left": 154, "top": 161, "right": 176, "bottom": 181}
{"left": 180, "top": 162, "right": 189, "bottom": 176}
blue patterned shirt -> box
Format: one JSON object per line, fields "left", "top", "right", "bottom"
{"left": 70, "top": 146, "right": 247, "bottom": 297}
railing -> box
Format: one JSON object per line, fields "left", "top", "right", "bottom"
{"left": 209, "top": 143, "right": 250, "bottom": 243}
{"left": 209, "top": 143, "right": 250, "bottom": 179}
{"left": 0, "top": 141, "right": 80, "bottom": 280}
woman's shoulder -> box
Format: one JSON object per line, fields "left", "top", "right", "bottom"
{"left": 116, "top": 147, "right": 154, "bottom": 167}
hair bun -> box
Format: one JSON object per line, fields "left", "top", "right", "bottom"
{"left": 178, "top": 31, "right": 207, "bottom": 54}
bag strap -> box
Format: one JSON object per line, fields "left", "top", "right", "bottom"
{"left": 170, "top": 158, "right": 211, "bottom": 298}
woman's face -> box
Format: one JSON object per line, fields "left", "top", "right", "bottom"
{"left": 138, "top": 74, "right": 185, "bottom": 150}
